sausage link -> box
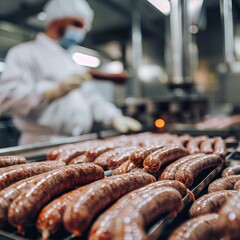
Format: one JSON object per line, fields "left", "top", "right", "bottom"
{"left": 175, "top": 154, "right": 222, "bottom": 187}
{"left": 222, "top": 165, "right": 240, "bottom": 177}
{"left": 143, "top": 145, "right": 189, "bottom": 173}
{"left": 208, "top": 175, "right": 240, "bottom": 193}
{"left": 46, "top": 144, "right": 75, "bottom": 160}
{"left": 0, "top": 161, "right": 65, "bottom": 191}
{"left": 217, "top": 191, "right": 240, "bottom": 239}
{"left": 160, "top": 153, "right": 205, "bottom": 180}
{"left": 168, "top": 214, "right": 220, "bottom": 240}
{"left": 234, "top": 180, "right": 240, "bottom": 190}
{"left": 112, "top": 160, "right": 138, "bottom": 175}
{"left": 213, "top": 137, "right": 226, "bottom": 158}
{"left": 189, "top": 190, "right": 237, "bottom": 217}
{"left": 63, "top": 172, "right": 156, "bottom": 236}
{"left": 178, "top": 134, "right": 191, "bottom": 147}
{"left": 8, "top": 164, "right": 104, "bottom": 229}
{"left": 200, "top": 138, "right": 214, "bottom": 154}
{"left": 0, "top": 156, "right": 27, "bottom": 167}
{"left": 112, "top": 187, "right": 183, "bottom": 240}
{"left": 129, "top": 145, "right": 165, "bottom": 167}
{"left": 37, "top": 186, "right": 89, "bottom": 239}
{"left": 89, "top": 180, "right": 188, "bottom": 240}
{"left": 186, "top": 136, "right": 208, "bottom": 154}
{"left": 68, "top": 154, "right": 89, "bottom": 165}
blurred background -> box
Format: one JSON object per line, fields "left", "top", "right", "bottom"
{"left": 0, "top": 0, "right": 240, "bottom": 147}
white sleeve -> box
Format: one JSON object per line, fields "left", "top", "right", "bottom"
{"left": 82, "top": 81, "right": 122, "bottom": 126}
{"left": 0, "top": 47, "right": 53, "bottom": 116}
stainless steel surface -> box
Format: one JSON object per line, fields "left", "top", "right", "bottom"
{"left": 221, "top": 0, "right": 235, "bottom": 71}
{"left": 131, "top": 0, "right": 142, "bottom": 98}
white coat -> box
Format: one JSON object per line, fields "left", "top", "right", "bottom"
{"left": 0, "top": 33, "right": 122, "bottom": 145}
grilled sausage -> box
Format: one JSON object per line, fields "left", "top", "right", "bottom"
{"left": 160, "top": 153, "right": 205, "bottom": 180}
{"left": 63, "top": 172, "right": 156, "bottom": 236}
{"left": 112, "top": 187, "right": 183, "bottom": 240}
{"left": 213, "top": 137, "right": 226, "bottom": 158}
{"left": 178, "top": 134, "right": 191, "bottom": 147}
{"left": 217, "top": 191, "right": 240, "bottom": 239}
{"left": 234, "top": 180, "right": 240, "bottom": 190}
{"left": 89, "top": 180, "right": 188, "bottom": 240}
{"left": 200, "top": 138, "right": 214, "bottom": 154}
{"left": 129, "top": 145, "right": 165, "bottom": 167}
{"left": 0, "top": 156, "right": 27, "bottom": 167}
{"left": 68, "top": 154, "right": 89, "bottom": 165}
{"left": 8, "top": 164, "right": 104, "bottom": 230}
{"left": 189, "top": 190, "right": 237, "bottom": 217}
{"left": 186, "top": 136, "right": 208, "bottom": 154}
{"left": 168, "top": 214, "right": 220, "bottom": 240}
{"left": 143, "top": 145, "right": 189, "bottom": 173}
{"left": 175, "top": 154, "right": 222, "bottom": 187}
{"left": 46, "top": 144, "right": 75, "bottom": 160}
{"left": 0, "top": 161, "right": 66, "bottom": 191}
{"left": 222, "top": 165, "right": 240, "bottom": 177}
{"left": 208, "top": 175, "right": 240, "bottom": 192}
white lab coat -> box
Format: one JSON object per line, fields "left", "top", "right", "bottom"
{"left": 0, "top": 33, "right": 122, "bottom": 145}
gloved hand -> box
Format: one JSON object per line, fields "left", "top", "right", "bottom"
{"left": 44, "top": 73, "right": 91, "bottom": 102}
{"left": 112, "top": 116, "right": 142, "bottom": 133}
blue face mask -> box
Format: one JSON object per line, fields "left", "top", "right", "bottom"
{"left": 60, "top": 27, "right": 86, "bottom": 49}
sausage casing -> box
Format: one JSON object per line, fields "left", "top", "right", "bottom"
{"left": 175, "top": 154, "right": 222, "bottom": 187}
{"left": 143, "top": 145, "right": 189, "bottom": 173}
{"left": 189, "top": 190, "right": 237, "bottom": 217}
{"left": 208, "top": 175, "right": 240, "bottom": 192}
{"left": 0, "top": 156, "right": 27, "bottom": 167}
{"left": 222, "top": 165, "right": 240, "bottom": 177}
{"left": 168, "top": 214, "right": 220, "bottom": 240}
{"left": 63, "top": 172, "right": 156, "bottom": 236}
{"left": 8, "top": 164, "right": 104, "bottom": 228}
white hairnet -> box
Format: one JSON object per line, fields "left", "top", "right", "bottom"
{"left": 44, "top": 0, "right": 94, "bottom": 30}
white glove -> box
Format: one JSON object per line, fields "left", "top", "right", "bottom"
{"left": 112, "top": 116, "right": 142, "bottom": 133}
{"left": 44, "top": 73, "right": 91, "bottom": 102}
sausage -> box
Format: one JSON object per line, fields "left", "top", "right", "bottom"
{"left": 129, "top": 145, "right": 165, "bottom": 167}
{"left": 189, "top": 190, "right": 237, "bottom": 217}
{"left": 94, "top": 147, "right": 136, "bottom": 169}
{"left": 111, "top": 187, "right": 183, "bottom": 240}
{"left": 168, "top": 214, "right": 220, "bottom": 240}
{"left": 186, "top": 136, "right": 208, "bottom": 154}
{"left": 89, "top": 180, "right": 188, "bottom": 240}
{"left": 200, "top": 138, "right": 214, "bottom": 154}
{"left": 143, "top": 145, "right": 189, "bottom": 173}
{"left": 112, "top": 160, "right": 138, "bottom": 175}
{"left": 222, "top": 165, "right": 240, "bottom": 177}
{"left": 217, "top": 191, "right": 240, "bottom": 239}
{"left": 46, "top": 144, "right": 75, "bottom": 160}
{"left": 55, "top": 140, "right": 103, "bottom": 163}
{"left": 63, "top": 172, "right": 156, "bottom": 236}
{"left": 208, "top": 175, "right": 240, "bottom": 193}
{"left": 0, "top": 161, "right": 66, "bottom": 191}
{"left": 213, "top": 137, "right": 226, "bottom": 158}
{"left": 234, "top": 180, "right": 240, "bottom": 190}
{"left": 160, "top": 153, "right": 205, "bottom": 180}
{"left": 175, "top": 154, "right": 222, "bottom": 187}
{"left": 0, "top": 174, "right": 49, "bottom": 228}
{"left": 0, "top": 156, "right": 27, "bottom": 167}
{"left": 37, "top": 186, "right": 89, "bottom": 239}
{"left": 8, "top": 164, "right": 104, "bottom": 230}
{"left": 68, "top": 154, "right": 89, "bottom": 165}
{"left": 107, "top": 148, "right": 138, "bottom": 170}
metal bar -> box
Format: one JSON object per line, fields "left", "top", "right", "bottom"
{"left": 131, "top": 0, "right": 142, "bottom": 98}
{"left": 170, "top": 0, "right": 183, "bottom": 84}
{"left": 220, "top": 0, "right": 235, "bottom": 71}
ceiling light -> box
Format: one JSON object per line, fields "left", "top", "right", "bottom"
{"left": 72, "top": 52, "right": 101, "bottom": 68}
{"left": 147, "top": 0, "right": 171, "bottom": 15}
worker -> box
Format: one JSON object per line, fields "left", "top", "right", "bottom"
{"left": 0, "top": 0, "right": 142, "bottom": 145}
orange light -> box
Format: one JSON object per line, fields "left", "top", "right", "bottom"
{"left": 155, "top": 118, "right": 165, "bottom": 128}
